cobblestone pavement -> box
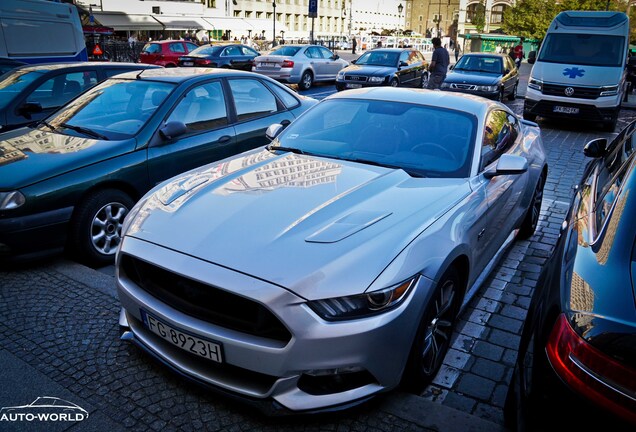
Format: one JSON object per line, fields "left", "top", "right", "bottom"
{"left": 1, "top": 97, "right": 636, "bottom": 431}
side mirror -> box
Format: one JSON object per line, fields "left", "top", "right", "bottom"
{"left": 504, "top": 68, "right": 510, "bottom": 75}
{"left": 399, "top": 61, "right": 408, "bottom": 67}
{"left": 484, "top": 154, "right": 528, "bottom": 179}
{"left": 351, "top": 59, "right": 357, "bottom": 64}
{"left": 528, "top": 51, "right": 537, "bottom": 64}
{"left": 266, "top": 123, "right": 284, "bottom": 141}
{"left": 19, "top": 101, "right": 43, "bottom": 118}
{"left": 159, "top": 121, "right": 187, "bottom": 140}
{"left": 332, "top": 54, "right": 340, "bottom": 60}
{"left": 583, "top": 138, "right": 607, "bottom": 158}
{"left": 449, "top": 64, "right": 454, "bottom": 70}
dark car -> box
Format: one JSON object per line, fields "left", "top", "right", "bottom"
{"left": 139, "top": 40, "right": 200, "bottom": 68}
{"left": 0, "top": 68, "right": 317, "bottom": 266}
{"left": 0, "top": 57, "right": 26, "bottom": 76}
{"left": 440, "top": 53, "right": 519, "bottom": 101}
{"left": 0, "top": 62, "right": 160, "bottom": 133}
{"left": 627, "top": 56, "right": 636, "bottom": 92}
{"left": 335, "top": 48, "right": 428, "bottom": 91}
{"left": 504, "top": 120, "right": 636, "bottom": 431}
{"left": 178, "top": 43, "right": 260, "bottom": 71}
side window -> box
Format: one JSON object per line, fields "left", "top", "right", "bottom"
{"left": 228, "top": 78, "right": 278, "bottom": 121}
{"left": 223, "top": 46, "right": 242, "bottom": 56}
{"left": 305, "top": 47, "right": 321, "bottom": 58}
{"left": 185, "top": 43, "right": 199, "bottom": 52}
{"left": 594, "top": 156, "right": 632, "bottom": 231}
{"left": 264, "top": 81, "right": 300, "bottom": 109}
{"left": 166, "top": 81, "right": 228, "bottom": 134}
{"left": 481, "top": 110, "right": 510, "bottom": 169}
{"left": 318, "top": 47, "right": 334, "bottom": 59}
{"left": 241, "top": 46, "right": 259, "bottom": 56}
{"left": 399, "top": 51, "right": 410, "bottom": 64}
{"left": 169, "top": 43, "right": 186, "bottom": 53}
{"left": 27, "top": 71, "right": 97, "bottom": 109}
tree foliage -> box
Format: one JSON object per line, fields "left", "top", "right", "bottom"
{"left": 502, "top": 0, "right": 613, "bottom": 41}
{"left": 472, "top": 1, "right": 487, "bottom": 32}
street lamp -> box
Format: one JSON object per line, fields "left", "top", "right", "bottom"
{"left": 397, "top": 3, "right": 403, "bottom": 39}
{"left": 272, "top": 2, "right": 277, "bottom": 47}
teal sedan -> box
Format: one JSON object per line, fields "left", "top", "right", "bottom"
{"left": 0, "top": 68, "right": 316, "bottom": 266}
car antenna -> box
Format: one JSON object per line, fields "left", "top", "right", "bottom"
{"left": 136, "top": 69, "right": 144, "bottom": 80}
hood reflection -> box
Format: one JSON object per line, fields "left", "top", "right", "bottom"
{"left": 0, "top": 129, "right": 99, "bottom": 166}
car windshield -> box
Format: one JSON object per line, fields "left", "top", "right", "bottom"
{"left": 538, "top": 33, "right": 625, "bottom": 67}
{"left": 189, "top": 45, "right": 219, "bottom": 56}
{"left": 273, "top": 99, "right": 476, "bottom": 178}
{"left": 45, "top": 78, "right": 175, "bottom": 140}
{"left": 453, "top": 56, "right": 502, "bottom": 73}
{"left": 0, "top": 70, "right": 43, "bottom": 109}
{"left": 355, "top": 51, "right": 399, "bottom": 67}
{"left": 269, "top": 46, "right": 301, "bottom": 56}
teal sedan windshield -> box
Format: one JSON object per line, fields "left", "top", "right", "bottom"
{"left": 272, "top": 99, "right": 476, "bottom": 178}
{"left": 46, "top": 79, "right": 175, "bottom": 140}
{"left": 0, "top": 70, "right": 43, "bottom": 109}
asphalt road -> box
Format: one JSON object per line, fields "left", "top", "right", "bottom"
{"left": 2, "top": 58, "right": 636, "bottom": 431}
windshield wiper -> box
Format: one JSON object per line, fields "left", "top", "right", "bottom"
{"left": 60, "top": 123, "right": 109, "bottom": 140}
{"left": 38, "top": 120, "right": 56, "bottom": 131}
{"left": 265, "top": 144, "right": 305, "bottom": 154}
{"left": 348, "top": 157, "right": 426, "bottom": 177}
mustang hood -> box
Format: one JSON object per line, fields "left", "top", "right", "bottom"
{"left": 129, "top": 151, "right": 471, "bottom": 300}
{"left": 342, "top": 64, "right": 396, "bottom": 77}
{"left": 530, "top": 62, "right": 622, "bottom": 86}
{"left": 0, "top": 128, "right": 136, "bottom": 190}
{"left": 445, "top": 70, "right": 500, "bottom": 85}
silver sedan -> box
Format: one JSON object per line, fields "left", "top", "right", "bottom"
{"left": 116, "top": 88, "right": 547, "bottom": 413}
{"left": 252, "top": 44, "right": 349, "bottom": 90}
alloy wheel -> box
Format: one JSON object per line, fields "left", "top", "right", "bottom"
{"left": 91, "top": 202, "right": 128, "bottom": 255}
{"left": 421, "top": 278, "right": 456, "bottom": 374}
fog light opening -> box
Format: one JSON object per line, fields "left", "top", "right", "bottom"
{"left": 298, "top": 367, "right": 377, "bottom": 395}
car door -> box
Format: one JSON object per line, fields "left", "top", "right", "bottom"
{"left": 221, "top": 45, "right": 251, "bottom": 70}
{"left": 502, "top": 56, "right": 518, "bottom": 95}
{"left": 227, "top": 77, "right": 298, "bottom": 153}
{"left": 146, "top": 79, "right": 237, "bottom": 186}
{"left": 7, "top": 69, "right": 98, "bottom": 129}
{"left": 473, "top": 110, "right": 529, "bottom": 271}
{"left": 396, "top": 50, "right": 414, "bottom": 85}
{"left": 304, "top": 46, "right": 326, "bottom": 79}
{"left": 317, "top": 46, "right": 343, "bottom": 78}
{"left": 166, "top": 42, "right": 187, "bottom": 65}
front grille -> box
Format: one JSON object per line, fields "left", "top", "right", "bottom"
{"left": 121, "top": 255, "right": 292, "bottom": 343}
{"left": 542, "top": 83, "right": 602, "bottom": 99}
{"left": 344, "top": 75, "right": 367, "bottom": 82}
{"left": 451, "top": 83, "right": 477, "bottom": 90}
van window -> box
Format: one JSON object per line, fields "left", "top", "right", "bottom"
{"left": 538, "top": 33, "right": 625, "bottom": 67}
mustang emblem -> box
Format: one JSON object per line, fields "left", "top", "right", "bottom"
{"left": 563, "top": 67, "right": 585, "bottom": 79}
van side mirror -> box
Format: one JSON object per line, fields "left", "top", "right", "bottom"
{"left": 159, "top": 121, "right": 187, "bottom": 140}
{"left": 528, "top": 51, "right": 537, "bottom": 64}
{"left": 583, "top": 138, "right": 607, "bottom": 158}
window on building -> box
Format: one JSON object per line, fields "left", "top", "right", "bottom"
{"left": 490, "top": 4, "right": 509, "bottom": 24}
{"left": 206, "top": 0, "right": 216, "bottom": 7}
{"left": 466, "top": 3, "right": 481, "bottom": 23}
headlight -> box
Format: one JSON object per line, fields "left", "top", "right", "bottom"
{"left": 368, "top": 76, "right": 385, "bottom": 83}
{"left": 440, "top": 82, "right": 451, "bottom": 89}
{"left": 528, "top": 78, "right": 543, "bottom": 91}
{"left": 0, "top": 191, "right": 25, "bottom": 210}
{"left": 337, "top": 71, "right": 344, "bottom": 79}
{"left": 477, "top": 85, "right": 498, "bottom": 92}
{"left": 307, "top": 278, "right": 415, "bottom": 321}
{"left": 600, "top": 85, "right": 619, "bottom": 96}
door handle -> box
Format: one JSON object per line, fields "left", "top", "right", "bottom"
{"left": 477, "top": 229, "right": 486, "bottom": 240}
{"left": 218, "top": 135, "right": 231, "bottom": 143}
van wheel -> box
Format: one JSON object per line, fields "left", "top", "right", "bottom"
{"left": 602, "top": 116, "right": 618, "bottom": 132}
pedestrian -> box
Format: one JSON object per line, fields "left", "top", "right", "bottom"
{"left": 352, "top": 37, "right": 357, "bottom": 55}
{"left": 454, "top": 43, "right": 460, "bottom": 62}
{"left": 514, "top": 39, "right": 524, "bottom": 68}
{"left": 427, "top": 37, "right": 450, "bottom": 90}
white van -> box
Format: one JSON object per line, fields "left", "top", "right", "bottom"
{"left": 0, "top": 0, "right": 87, "bottom": 64}
{"left": 524, "top": 11, "right": 629, "bottom": 131}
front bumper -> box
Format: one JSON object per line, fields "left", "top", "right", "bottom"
{"left": 524, "top": 88, "right": 621, "bottom": 122}
{"left": 0, "top": 206, "right": 73, "bottom": 261}
{"left": 116, "top": 236, "right": 432, "bottom": 413}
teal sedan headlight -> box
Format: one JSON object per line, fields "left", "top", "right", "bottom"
{"left": 0, "top": 191, "right": 25, "bottom": 210}
{"left": 368, "top": 76, "right": 385, "bottom": 83}
{"left": 477, "top": 84, "right": 498, "bottom": 92}
{"left": 307, "top": 278, "right": 415, "bottom": 321}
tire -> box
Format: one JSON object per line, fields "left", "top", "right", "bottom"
{"left": 299, "top": 70, "right": 313, "bottom": 90}
{"left": 390, "top": 77, "right": 399, "bottom": 87}
{"left": 420, "top": 72, "right": 429, "bottom": 88}
{"left": 602, "top": 115, "right": 618, "bottom": 132}
{"left": 498, "top": 87, "right": 505, "bottom": 102}
{"left": 402, "top": 267, "right": 461, "bottom": 392}
{"left": 69, "top": 189, "right": 134, "bottom": 267}
{"left": 519, "top": 174, "right": 544, "bottom": 239}
{"left": 508, "top": 83, "right": 518, "bottom": 101}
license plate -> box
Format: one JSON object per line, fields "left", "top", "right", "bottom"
{"left": 260, "top": 62, "right": 276, "bottom": 67}
{"left": 346, "top": 83, "right": 363, "bottom": 89}
{"left": 141, "top": 310, "right": 223, "bottom": 363}
{"left": 553, "top": 105, "right": 579, "bottom": 114}
{"left": 182, "top": 61, "right": 194, "bottom": 66}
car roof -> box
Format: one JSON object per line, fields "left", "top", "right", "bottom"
{"left": 462, "top": 52, "right": 509, "bottom": 59}
{"left": 113, "top": 67, "right": 263, "bottom": 83}
{"left": 325, "top": 87, "right": 497, "bottom": 116}
{"left": 368, "top": 48, "right": 414, "bottom": 53}
{"left": 13, "top": 62, "right": 159, "bottom": 73}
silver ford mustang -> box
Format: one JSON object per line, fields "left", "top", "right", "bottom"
{"left": 116, "top": 87, "right": 547, "bottom": 413}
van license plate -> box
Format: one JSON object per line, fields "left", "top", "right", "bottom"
{"left": 553, "top": 106, "right": 579, "bottom": 114}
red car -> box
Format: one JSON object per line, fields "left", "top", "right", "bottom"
{"left": 139, "top": 40, "right": 199, "bottom": 67}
